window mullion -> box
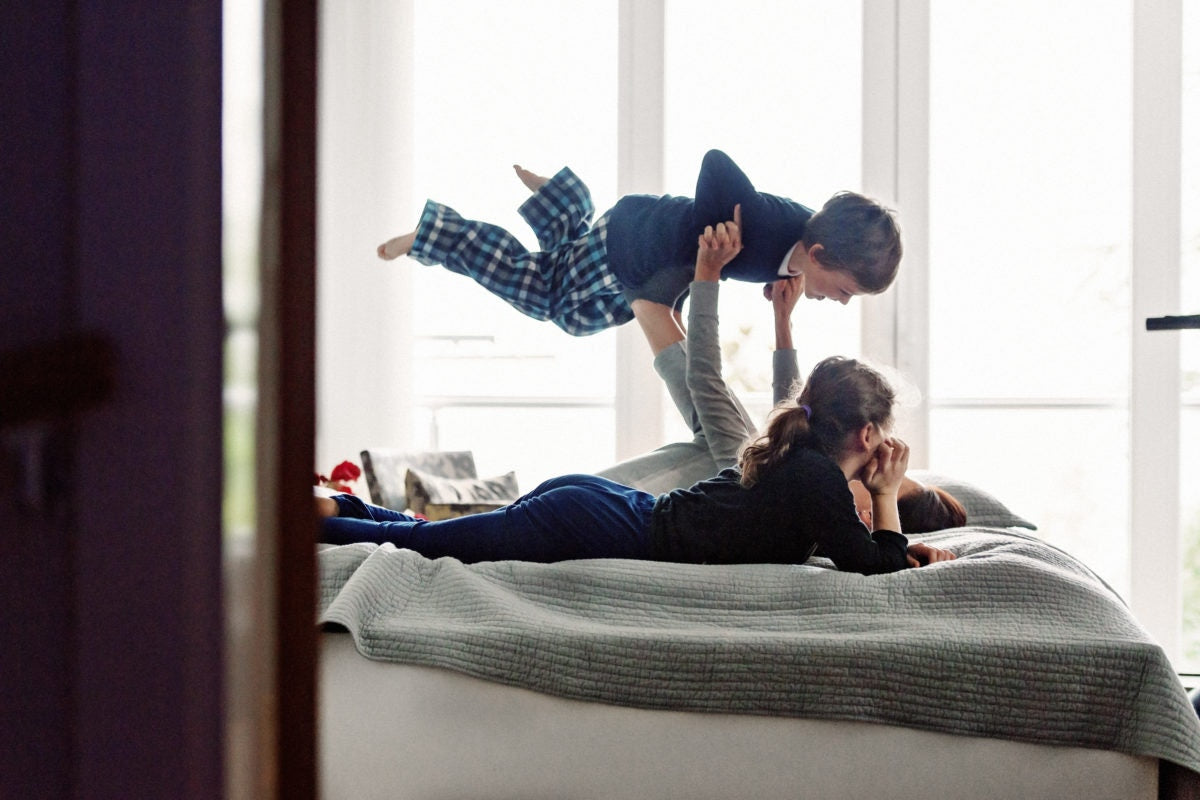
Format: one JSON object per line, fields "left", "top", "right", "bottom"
{"left": 1130, "top": 0, "right": 1183, "bottom": 659}
{"left": 862, "top": 0, "right": 931, "bottom": 466}
{"left": 860, "top": 0, "right": 900, "bottom": 371}
{"left": 614, "top": 0, "right": 666, "bottom": 462}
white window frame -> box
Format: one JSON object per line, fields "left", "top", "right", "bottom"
{"left": 614, "top": 0, "right": 667, "bottom": 461}
{"left": 860, "top": 0, "right": 930, "bottom": 464}
{"left": 857, "top": 0, "right": 1183, "bottom": 656}
{"left": 1130, "top": 0, "right": 1183, "bottom": 656}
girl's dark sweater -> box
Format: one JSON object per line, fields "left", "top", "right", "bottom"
{"left": 649, "top": 447, "right": 910, "bottom": 575}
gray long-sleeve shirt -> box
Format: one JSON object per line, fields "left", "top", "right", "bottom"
{"left": 595, "top": 281, "right": 799, "bottom": 493}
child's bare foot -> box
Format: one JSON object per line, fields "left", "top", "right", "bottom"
{"left": 377, "top": 231, "right": 416, "bottom": 260}
{"left": 513, "top": 164, "right": 548, "bottom": 193}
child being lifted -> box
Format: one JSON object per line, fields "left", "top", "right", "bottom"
{"left": 378, "top": 149, "right": 902, "bottom": 337}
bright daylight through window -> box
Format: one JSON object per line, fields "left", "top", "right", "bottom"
{"left": 320, "top": 0, "right": 1198, "bottom": 669}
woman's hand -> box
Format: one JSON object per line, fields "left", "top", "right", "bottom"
{"left": 859, "top": 435, "right": 909, "bottom": 498}
{"left": 765, "top": 274, "right": 804, "bottom": 350}
{"left": 765, "top": 274, "right": 804, "bottom": 318}
{"left": 906, "top": 542, "right": 957, "bottom": 568}
{"left": 695, "top": 204, "right": 743, "bottom": 281}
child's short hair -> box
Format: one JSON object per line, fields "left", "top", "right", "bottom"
{"left": 803, "top": 192, "right": 902, "bottom": 293}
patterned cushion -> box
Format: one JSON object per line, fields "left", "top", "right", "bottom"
{"left": 907, "top": 470, "right": 1036, "bottom": 530}
{"left": 359, "top": 449, "right": 479, "bottom": 510}
{"left": 405, "top": 468, "right": 520, "bottom": 521}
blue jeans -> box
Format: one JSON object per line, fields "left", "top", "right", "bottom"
{"left": 321, "top": 474, "right": 656, "bottom": 563}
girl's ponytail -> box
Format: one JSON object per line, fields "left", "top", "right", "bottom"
{"left": 739, "top": 356, "right": 895, "bottom": 487}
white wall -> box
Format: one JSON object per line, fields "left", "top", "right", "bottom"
{"left": 317, "top": 0, "right": 416, "bottom": 471}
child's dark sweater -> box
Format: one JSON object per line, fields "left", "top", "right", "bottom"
{"left": 604, "top": 149, "right": 815, "bottom": 292}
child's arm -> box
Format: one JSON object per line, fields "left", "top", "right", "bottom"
{"left": 905, "top": 542, "right": 957, "bottom": 567}
{"left": 693, "top": 150, "right": 758, "bottom": 231}
{"left": 692, "top": 149, "right": 817, "bottom": 288}
{"left": 631, "top": 299, "right": 684, "bottom": 356}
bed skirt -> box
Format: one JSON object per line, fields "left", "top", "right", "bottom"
{"left": 320, "top": 633, "right": 1159, "bottom": 800}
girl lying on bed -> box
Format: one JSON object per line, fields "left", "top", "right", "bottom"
{"left": 318, "top": 354, "right": 953, "bottom": 573}
{"left": 320, "top": 212, "right": 953, "bottom": 574}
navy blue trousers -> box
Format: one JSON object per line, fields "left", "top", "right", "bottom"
{"left": 321, "top": 474, "right": 656, "bottom": 564}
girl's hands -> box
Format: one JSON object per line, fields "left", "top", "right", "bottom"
{"left": 906, "top": 542, "right": 957, "bottom": 568}
{"left": 859, "top": 435, "right": 909, "bottom": 498}
{"left": 695, "top": 204, "right": 743, "bottom": 281}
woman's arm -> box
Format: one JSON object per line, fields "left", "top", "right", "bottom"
{"left": 769, "top": 275, "right": 802, "bottom": 351}
{"left": 766, "top": 276, "right": 803, "bottom": 405}
{"left": 630, "top": 300, "right": 703, "bottom": 436}
{"left": 685, "top": 208, "right": 759, "bottom": 468}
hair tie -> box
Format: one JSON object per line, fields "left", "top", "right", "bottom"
{"left": 799, "top": 404, "right": 812, "bottom": 419}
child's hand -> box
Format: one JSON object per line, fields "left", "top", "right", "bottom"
{"left": 860, "top": 436, "right": 909, "bottom": 498}
{"left": 906, "top": 542, "right": 957, "bottom": 568}
{"left": 695, "top": 204, "right": 743, "bottom": 281}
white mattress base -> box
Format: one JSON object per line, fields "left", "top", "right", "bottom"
{"left": 320, "top": 634, "right": 1157, "bottom": 800}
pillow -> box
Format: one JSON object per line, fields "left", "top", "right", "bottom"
{"left": 906, "top": 469, "right": 1037, "bottom": 530}
{"left": 360, "top": 449, "right": 479, "bottom": 509}
{"left": 405, "top": 467, "right": 520, "bottom": 521}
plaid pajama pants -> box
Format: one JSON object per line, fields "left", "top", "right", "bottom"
{"left": 409, "top": 167, "right": 633, "bottom": 336}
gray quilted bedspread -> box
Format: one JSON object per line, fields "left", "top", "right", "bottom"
{"left": 318, "top": 527, "right": 1200, "bottom": 775}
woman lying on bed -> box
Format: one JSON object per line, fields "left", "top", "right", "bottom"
{"left": 317, "top": 214, "right": 955, "bottom": 575}
{"left": 595, "top": 217, "right": 965, "bottom": 534}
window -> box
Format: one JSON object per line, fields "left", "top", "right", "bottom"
{"left": 1179, "top": 1, "right": 1200, "bottom": 669}
{"left": 406, "top": 0, "right": 619, "bottom": 486}
{"left": 316, "top": 0, "right": 1197, "bottom": 668}
{"left": 926, "top": 0, "right": 1134, "bottom": 594}
{"left": 662, "top": 0, "right": 864, "bottom": 435}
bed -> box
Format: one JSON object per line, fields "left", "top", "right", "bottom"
{"left": 317, "top": 475, "right": 1200, "bottom": 799}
